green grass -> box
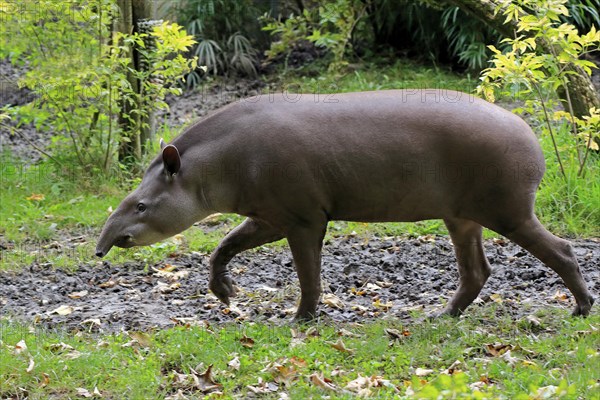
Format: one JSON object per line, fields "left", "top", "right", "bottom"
{"left": 278, "top": 58, "right": 475, "bottom": 94}
{"left": 1, "top": 307, "right": 598, "bottom": 399}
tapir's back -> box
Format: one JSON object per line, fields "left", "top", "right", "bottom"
{"left": 176, "top": 90, "right": 545, "bottom": 223}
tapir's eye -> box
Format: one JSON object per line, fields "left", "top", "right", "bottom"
{"left": 136, "top": 203, "right": 146, "bottom": 213}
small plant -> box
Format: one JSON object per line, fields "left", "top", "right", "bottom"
{"left": 173, "top": 0, "right": 266, "bottom": 80}
{"left": 0, "top": 1, "right": 196, "bottom": 171}
{"left": 478, "top": 0, "right": 600, "bottom": 178}
{"left": 261, "top": 0, "right": 369, "bottom": 73}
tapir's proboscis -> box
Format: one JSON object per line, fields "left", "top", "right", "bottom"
{"left": 96, "top": 90, "right": 595, "bottom": 320}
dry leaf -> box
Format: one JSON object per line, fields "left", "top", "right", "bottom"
{"left": 289, "top": 356, "right": 307, "bottom": 368}
{"left": 228, "top": 356, "right": 240, "bottom": 371}
{"left": 414, "top": 368, "right": 434, "bottom": 377}
{"left": 67, "top": 290, "right": 88, "bottom": 299}
{"left": 26, "top": 358, "right": 35, "bottom": 373}
{"left": 489, "top": 293, "right": 503, "bottom": 304}
{"left": 338, "top": 328, "right": 359, "bottom": 337}
{"left": 442, "top": 360, "right": 462, "bottom": 375}
{"left": 240, "top": 335, "right": 255, "bottom": 348}
{"left": 46, "top": 342, "right": 75, "bottom": 353}
{"left": 40, "top": 373, "right": 50, "bottom": 387}
{"left": 526, "top": 315, "right": 542, "bottom": 327}
{"left": 26, "top": 193, "right": 45, "bottom": 201}
{"left": 323, "top": 293, "right": 345, "bottom": 309}
{"left": 49, "top": 305, "right": 75, "bottom": 316}
{"left": 246, "top": 377, "right": 278, "bottom": 394}
{"left": 385, "top": 328, "right": 410, "bottom": 340}
{"left": 14, "top": 339, "right": 28, "bottom": 354}
{"left": 552, "top": 290, "right": 569, "bottom": 302}
{"left": 484, "top": 343, "right": 513, "bottom": 357}
{"left": 327, "top": 338, "right": 355, "bottom": 354}
{"left": 98, "top": 279, "right": 117, "bottom": 288}
{"left": 309, "top": 373, "right": 338, "bottom": 392}
{"left": 129, "top": 332, "right": 152, "bottom": 348}
{"left": 76, "top": 388, "right": 93, "bottom": 398}
{"left": 372, "top": 298, "right": 393, "bottom": 311}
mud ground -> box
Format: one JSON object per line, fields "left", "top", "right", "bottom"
{"left": 1, "top": 233, "right": 598, "bottom": 332}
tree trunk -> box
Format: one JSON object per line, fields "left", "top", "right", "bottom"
{"left": 445, "top": 0, "right": 600, "bottom": 118}
{"left": 115, "top": 0, "right": 154, "bottom": 165}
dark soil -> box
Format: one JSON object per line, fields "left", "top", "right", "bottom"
{"left": 1, "top": 234, "right": 598, "bottom": 332}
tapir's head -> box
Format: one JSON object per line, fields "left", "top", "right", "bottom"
{"left": 95, "top": 140, "right": 208, "bottom": 257}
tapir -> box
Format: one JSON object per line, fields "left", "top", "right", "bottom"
{"left": 96, "top": 89, "right": 595, "bottom": 319}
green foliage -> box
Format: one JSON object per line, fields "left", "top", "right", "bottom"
{"left": 111, "top": 22, "right": 198, "bottom": 161}
{"left": 368, "top": 1, "right": 500, "bottom": 70}
{"left": 565, "top": 0, "right": 600, "bottom": 32}
{"left": 172, "top": 0, "right": 267, "bottom": 81}
{"left": 261, "top": 0, "right": 370, "bottom": 73}
{"left": 479, "top": 0, "right": 600, "bottom": 179}
{"left": 0, "top": 1, "right": 196, "bottom": 171}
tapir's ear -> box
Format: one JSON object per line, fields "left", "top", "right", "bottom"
{"left": 162, "top": 144, "right": 181, "bottom": 176}
{"left": 160, "top": 137, "right": 166, "bottom": 150}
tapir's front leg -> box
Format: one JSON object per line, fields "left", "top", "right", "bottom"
{"left": 286, "top": 222, "right": 327, "bottom": 320}
{"left": 209, "top": 218, "right": 283, "bottom": 304}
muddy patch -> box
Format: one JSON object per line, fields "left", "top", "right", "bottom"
{"left": 1, "top": 235, "right": 598, "bottom": 332}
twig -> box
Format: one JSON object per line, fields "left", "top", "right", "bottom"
{"left": 531, "top": 81, "right": 566, "bottom": 179}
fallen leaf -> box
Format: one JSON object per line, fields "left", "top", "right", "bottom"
{"left": 442, "top": 360, "right": 462, "bottom": 375}
{"left": 171, "top": 364, "right": 222, "bottom": 394}
{"left": 14, "top": 339, "right": 28, "bottom": 354}
{"left": 26, "top": 193, "right": 45, "bottom": 201}
{"left": 414, "top": 368, "right": 434, "bottom": 377}
{"left": 228, "top": 356, "right": 240, "bottom": 371}
{"left": 40, "top": 373, "right": 50, "bottom": 387}
{"left": 68, "top": 290, "right": 89, "bottom": 299}
{"left": 46, "top": 342, "right": 75, "bottom": 353}
{"left": 129, "top": 332, "right": 152, "bottom": 348}
{"left": 156, "top": 281, "right": 181, "bottom": 294}
{"left": 489, "top": 293, "right": 503, "bottom": 304}
{"left": 338, "top": 328, "right": 359, "bottom": 337}
{"left": 246, "top": 377, "right": 278, "bottom": 394}
{"left": 552, "top": 290, "right": 569, "bottom": 302}
{"left": 76, "top": 388, "right": 93, "bottom": 398}
{"left": 526, "top": 315, "right": 542, "bottom": 327}
{"left": 240, "top": 335, "right": 255, "bottom": 348}
{"left": 500, "top": 350, "right": 519, "bottom": 366}
{"left": 26, "top": 358, "right": 35, "bottom": 373}
{"left": 49, "top": 305, "right": 75, "bottom": 316}
{"left": 289, "top": 356, "right": 307, "bottom": 368}
{"left": 98, "top": 279, "right": 117, "bottom": 288}
{"left": 272, "top": 364, "right": 298, "bottom": 386}
{"left": 81, "top": 318, "right": 101, "bottom": 328}
{"left": 327, "top": 338, "right": 355, "bottom": 354}
{"left": 385, "top": 328, "right": 410, "bottom": 340}
{"left": 418, "top": 234, "right": 436, "bottom": 243}
{"left": 372, "top": 298, "right": 393, "bottom": 311}
{"left": 323, "top": 293, "right": 345, "bottom": 309}
{"left": 345, "top": 374, "right": 398, "bottom": 397}
{"left": 534, "top": 385, "right": 558, "bottom": 398}
{"left": 484, "top": 343, "right": 513, "bottom": 357}
{"left": 309, "top": 373, "right": 338, "bottom": 392}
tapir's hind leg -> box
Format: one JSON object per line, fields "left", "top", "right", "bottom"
{"left": 494, "top": 216, "right": 595, "bottom": 316}
{"left": 286, "top": 222, "right": 328, "bottom": 320}
{"left": 440, "top": 217, "right": 492, "bottom": 316}
{"left": 209, "top": 218, "right": 283, "bottom": 305}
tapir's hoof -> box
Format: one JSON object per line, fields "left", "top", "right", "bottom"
{"left": 293, "top": 307, "right": 318, "bottom": 322}
{"left": 572, "top": 296, "right": 595, "bottom": 317}
{"left": 208, "top": 274, "right": 236, "bottom": 306}
{"left": 427, "top": 307, "right": 461, "bottom": 320}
